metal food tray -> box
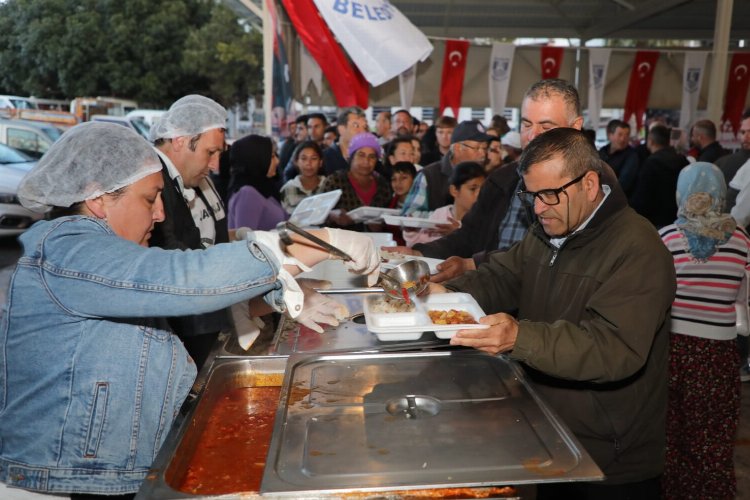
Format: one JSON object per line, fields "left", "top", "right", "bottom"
{"left": 261, "top": 351, "right": 603, "bottom": 497}
{"left": 137, "top": 357, "right": 527, "bottom": 499}
{"left": 137, "top": 357, "right": 288, "bottom": 499}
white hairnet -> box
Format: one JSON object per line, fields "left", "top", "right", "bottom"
{"left": 148, "top": 94, "right": 227, "bottom": 142}
{"left": 18, "top": 122, "right": 162, "bottom": 213}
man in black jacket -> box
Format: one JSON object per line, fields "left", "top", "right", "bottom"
{"left": 630, "top": 125, "right": 688, "bottom": 228}
{"left": 690, "top": 119, "right": 730, "bottom": 164}
{"left": 148, "top": 95, "right": 230, "bottom": 369}
{"left": 384, "top": 79, "right": 584, "bottom": 281}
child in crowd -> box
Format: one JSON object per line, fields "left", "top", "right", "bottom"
{"left": 386, "top": 162, "right": 418, "bottom": 246}
{"left": 280, "top": 141, "right": 326, "bottom": 214}
{"left": 403, "top": 161, "right": 486, "bottom": 247}
{"left": 388, "top": 161, "right": 418, "bottom": 209}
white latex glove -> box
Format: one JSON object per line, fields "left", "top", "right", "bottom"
{"left": 325, "top": 228, "right": 381, "bottom": 286}
{"left": 293, "top": 282, "right": 350, "bottom": 333}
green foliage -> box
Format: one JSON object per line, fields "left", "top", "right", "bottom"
{"left": 0, "top": 0, "right": 261, "bottom": 108}
{"left": 182, "top": 3, "right": 262, "bottom": 107}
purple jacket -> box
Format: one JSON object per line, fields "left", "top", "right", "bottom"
{"left": 228, "top": 185, "right": 289, "bottom": 230}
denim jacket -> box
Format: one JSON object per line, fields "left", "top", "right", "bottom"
{"left": 0, "top": 217, "right": 285, "bottom": 495}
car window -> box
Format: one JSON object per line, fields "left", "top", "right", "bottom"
{"left": 0, "top": 143, "right": 32, "bottom": 163}
{"left": 7, "top": 127, "right": 50, "bottom": 156}
{"left": 9, "top": 98, "right": 35, "bottom": 110}
{"left": 40, "top": 125, "right": 62, "bottom": 142}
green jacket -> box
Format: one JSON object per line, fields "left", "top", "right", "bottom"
{"left": 446, "top": 183, "right": 676, "bottom": 484}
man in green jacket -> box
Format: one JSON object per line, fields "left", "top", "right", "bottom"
{"left": 439, "top": 127, "right": 676, "bottom": 499}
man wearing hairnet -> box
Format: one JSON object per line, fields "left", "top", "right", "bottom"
{"left": 148, "top": 95, "right": 234, "bottom": 368}
{"left": 148, "top": 96, "right": 349, "bottom": 367}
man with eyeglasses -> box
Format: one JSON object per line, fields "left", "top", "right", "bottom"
{"left": 435, "top": 127, "right": 675, "bottom": 499}
{"left": 400, "top": 119, "right": 490, "bottom": 220}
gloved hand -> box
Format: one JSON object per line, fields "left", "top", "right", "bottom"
{"left": 293, "top": 281, "right": 350, "bottom": 333}
{"left": 325, "top": 228, "right": 381, "bottom": 286}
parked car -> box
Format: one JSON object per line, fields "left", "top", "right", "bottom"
{"left": 0, "top": 118, "right": 63, "bottom": 158}
{"left": 126, "top": 109, "right": 165, "bottom": 139}
{"left": 0, "top": 143, "right": 42, "bottom": 236}
{"left": 90, "top": 114, "right": 151, "bottom": 140}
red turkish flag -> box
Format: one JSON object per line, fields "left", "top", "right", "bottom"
{"left": 439, "top": 40, "right": 470, "bottom": 118}
{"left": 541, "top": 46, "right": 564, "bottom": 79}
{"left": 623, "top": 50, "right": 660, "bottom": 132}
{"left": 721, "top": 52, "right": 750, "bottom": 136}
{"left": 280, "top": 0, "right": 368, "bottom": 108}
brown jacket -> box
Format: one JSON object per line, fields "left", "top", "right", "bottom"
{"left": 446, "top": 181, "right": 676, "bottom": 484}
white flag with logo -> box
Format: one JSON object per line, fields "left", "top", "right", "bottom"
{"left": 311, "top": 0, "right": 433, "bottom": 87}
{"left": 587, "top": 48, "right": 611, "bottom": 130}
{"left": 299, "top": 39, "right": 323, "bottom": 96}
{"left": 679, "top": 51, "right": 708, "bottom": 130}
{"left": 488, "top": 43, "right": 515, "bottom": 115}
{"left": 399, "top": 64, "right": 417, "bottom": 109}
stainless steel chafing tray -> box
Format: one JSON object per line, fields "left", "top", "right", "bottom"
{"left": 261, "top": 351, "right": 603, "bottom": 497}
{"left": 137, "top": 356, "right": 530, "bottom": 500}
{"left": 137, "top": 357, "right": 288, "bottom": 499}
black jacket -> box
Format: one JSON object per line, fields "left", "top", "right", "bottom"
{"left": 150, "top": 162, "right": 231, "bottom": 337}
{"left": 697, "top": 141, "right": 730, "bottom": 164}
{"left": 630, "top": 147, "right": 688, "bottom": 228}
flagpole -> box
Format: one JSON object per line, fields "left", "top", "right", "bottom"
{"left": 237, "top": 0, "right": 273, "bottom": 135}
{"left": 263, "top": 0, "right": 273, "bottom": 135}
{"left": 706, "top": 0, "right": 733, "bottom": 125}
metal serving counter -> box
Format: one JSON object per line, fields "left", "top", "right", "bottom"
{"left": 137, "top": 258, "right": 604, "bottom": 499}
{"left": 138, "top": 353, "right": 602, "bottom": 499}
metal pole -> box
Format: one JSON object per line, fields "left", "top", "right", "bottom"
{"left": 706, "top": 0, "right": 733, "bottom": 124}
{"left": 262, "top": 0, "right": 273, "bottom": 135}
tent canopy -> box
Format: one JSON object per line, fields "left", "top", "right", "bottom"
{"left": 229, "top": 0, "right": 750, "bottom": 116}
{"left": 393, "top": 0, "right": 750, "bottom": 42}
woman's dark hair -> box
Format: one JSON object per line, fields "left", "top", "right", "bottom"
{"left": 420, "top": 124, "right": 438, "bottom": 155}
{"left": 391, "top": 161, "right": 417, "bottom": 179}
{"left": 49, "top": 202, "right": 85, "bottom": 219}
{"left": 324, "top": 125, "right": 339, "bottom": 140}
{"left": 384, "top": 136, "right": 415, "bottom": 168}
{"left": 48, "top": 186, "right": 128, "bottom": 219}
{"left": 292, "top": 140, "right": 324, "bottom": 164}
{"left": 450, "top": 161, "right": 486, "bottom": 188}
{"left": 226, "top": 134, "right": 279, "bottom": 201}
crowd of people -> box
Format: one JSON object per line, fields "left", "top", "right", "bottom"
{"left": 2, "top": 78, "right": 750, "bottom": 500}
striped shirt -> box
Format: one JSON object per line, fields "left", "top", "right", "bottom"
{"left": 660, "top": 224, "right": 750, "bottom": 340}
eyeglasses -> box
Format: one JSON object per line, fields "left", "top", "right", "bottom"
{"left": 460, "top": 142, "right": 488, "bottom": 153}
{"left": 516, "top": 172, "right": 587, "bottom": 206}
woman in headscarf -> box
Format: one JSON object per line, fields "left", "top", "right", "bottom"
{"left": 659, "top": 162, "right": 750, "bottom": 499}
{"left": 319, "top": 132, "right": 392, "bottom": 229}
{"left": 0, "top": 122, "right": 379, "bottom": 499}
{"left": 226, "top": 134, "right": 288, "bottom": 231}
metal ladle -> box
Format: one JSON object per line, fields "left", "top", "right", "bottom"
{"left": 276, "top": 222, "right": 430, "bottom": 302}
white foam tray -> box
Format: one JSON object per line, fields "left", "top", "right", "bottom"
{"left": 363, "top": 292, "right": 488, "bottom": 341}
{"left": 347, "top": 206, "right": 401, "bottom": 222}
{"left": 383, "top": 214, "right": 440, "bottom": 229}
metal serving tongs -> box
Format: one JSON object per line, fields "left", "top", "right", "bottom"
{"left": 276, "top": 221, "right": 429, "bottom": 303}
{"left": 276, "top": 221, "right": 353, "bottom": 261}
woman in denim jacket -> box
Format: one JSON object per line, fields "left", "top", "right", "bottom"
{"left": 0, "top": 123, "right": 379, "bottom": 499}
